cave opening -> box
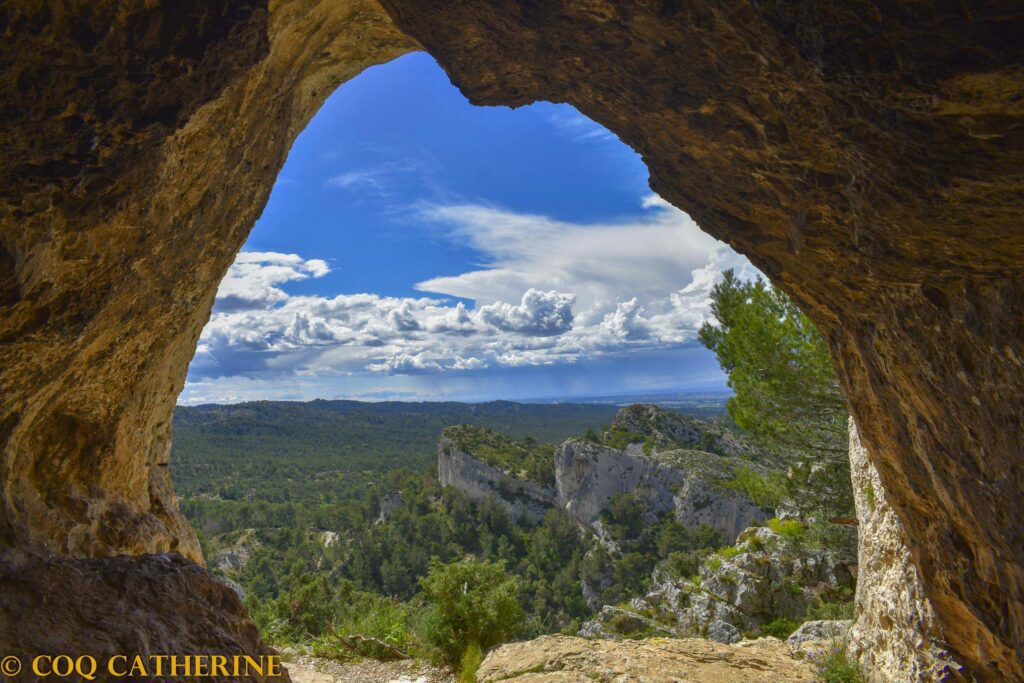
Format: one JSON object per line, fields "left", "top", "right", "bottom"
{"left": 172, "top": 49, "right": 774, "bottom": 640}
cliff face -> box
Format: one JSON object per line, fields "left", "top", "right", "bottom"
{"left": 437, "top": 436, "right": 558, "bottom": 521}
{"left": 847, "top": 421, "right": 966, "bottom": 682}
{"left": 438, "top": 412, "right": 767, "bottom": 544}
{"left": 555, "top": 440, "right": 765, "bottom": 545}
{"left": 0, "top": 0, "right": 416, "bottom": 564}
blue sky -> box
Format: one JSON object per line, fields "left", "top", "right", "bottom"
{"left": 180, "top": 53, "right": 757, "bottom": 405}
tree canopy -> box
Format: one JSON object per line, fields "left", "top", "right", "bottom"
{"left": 699, "top": 270, "right": 853, "bottom": 519}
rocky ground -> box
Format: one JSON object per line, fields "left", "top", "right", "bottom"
{"left": 476, "top": 635, "right": 819, "bottom": 682}
{"left": 284, "top": 654, "right": 452, "bottom": 683}
{"left": 284, "top": 632, "right": 837, "bottom": 683}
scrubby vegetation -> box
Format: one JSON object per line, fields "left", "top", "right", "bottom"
{"left": 443, "top": 424, "right": 556, "bottom": 485}
{"left": 811, "top": 641, "right": 865, "bottom": 683}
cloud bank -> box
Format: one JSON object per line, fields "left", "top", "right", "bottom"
{"left": 185, "top": 196, "right": 757, "bottom": 402}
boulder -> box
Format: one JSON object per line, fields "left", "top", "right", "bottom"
{"left": 707, "top": 620, "right": 742, "bottom": 644}
{"left": 786, "top": 620, "right": 852, "bottom": 647}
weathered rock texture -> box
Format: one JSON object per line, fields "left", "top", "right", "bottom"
{"left": 377, "top": 4, "right": 1024, "bottom": 678}
{"left": 0, "top": 0, "right": 414, "bottom": 664}
{"left": 438, "top": 408, "right": 766, "bottom": 541}
{"left": 848, "top": 420, "right": 966, "bottom": 681}
{"left": 0, "top": 553, "right": 288, "bottom": 682}
{"left": 584, "top": 524, "right": 854, "bottom": 641}
{"left": 2, "top": 0, "right": 1023, "bottom": 678}
{"left": 0, "top": 1, "right": 415, "bottom": 561}
{"left": 438, "top": 436, "right": 558, "bottom": 521}
{"left": 555, "top": 439, "right": 764, "bottom": 545}
{"left": 477, "top": 635, "right": 815, "bottom": 682}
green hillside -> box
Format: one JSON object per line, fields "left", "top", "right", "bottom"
{"left": 171, "top": 399, "right": 618, "bottom": 500}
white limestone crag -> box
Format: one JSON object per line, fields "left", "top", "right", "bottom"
{"left": 437, "top": 436, "right": 557, "bottom": 521}
{"left": 787, "top": 619, "right": 852, "bottom": 647}
{"left": 846, "top": 421, "right": 966, "bottom": 682}
{"left": 584, "top": 525, "right": 854, "bottom": 640}
{"left": 555, "top": 439, "right": 765, "bottom": 545}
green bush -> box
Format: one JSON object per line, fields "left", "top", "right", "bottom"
{"left": 719, "top": 545, "right": 740, "bottom": 560}
{"left": 419, "top": 557, "right": 525, "bottom": 670}
{"left": 602, "top": 426, "right": 647, "bottom": 450}
{"left": 811, "top": 641, "right": 864, "bottom": 683}
{"left": 760, "top": 617, "right": 800, "bottom": 639}
{"left": 806, "top": 596, "right": 855, "bottom": 621}
{"left": 313, "top": 595, "right": 420, "bottom": 661}
{"left": 726, "top": 466, "right": 787, "bottom": 509}
{"left": 657, "top": 522, "right": 723, "bottom": 558}
{"left": 660, "top": 550, "right": 705, "bottom": 580}
{"left": 767, "top": 517, "right": 805, "bottom": 542}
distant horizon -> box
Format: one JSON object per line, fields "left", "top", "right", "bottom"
{"left": 176, "top": 386, "right": 733, "bottom": 409}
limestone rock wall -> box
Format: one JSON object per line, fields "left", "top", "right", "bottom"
{"left": 437, "top": 437, "right": 558, "bottom": 521}
{"left": 555, "top": 440, "right": 764, "bottom": 545}
{"left": 848, "top": 420, "right": 966, "bottom": 681}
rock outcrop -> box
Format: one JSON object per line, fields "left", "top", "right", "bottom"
{"left": 439, "top": 408, "right": 767, "bottom": 541}
{"left": 847, "top": 421, "right": 966, "bottom": 681}
{"left": 556, "top": 439, "right": 765, "bottom": 546}
{"left": 0, "top": 553, "right": 288, "bottom": 682}
{"left": 3, "top": 1, "right": 1023, "bottom": 677}
{"left": 477, "top": 635, "right": 816, "bottom": 682}
{"left": 584, "top": 523, "right": 854, "bottom": 640}
{"left": 438, "top": 435, "right": 557, "bottom": 521}
{"left": 787, "top": 619, "right": 852, "bottom": 648}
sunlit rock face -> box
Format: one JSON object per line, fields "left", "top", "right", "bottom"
{"left": 1, "top": 0, "right": 1023, "bottom": 678}
{"left": 847, "top": 421, "right": 965, "bottom": 682}
{"left": 554, "top": 439, "right": 764, "bottom": 546}
{"left": 438, "top": 436, "right": 559, "bottom": 521}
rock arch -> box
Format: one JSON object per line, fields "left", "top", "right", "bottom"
{"left": 1, "top": 1, "right": 1021, "bottom": 678}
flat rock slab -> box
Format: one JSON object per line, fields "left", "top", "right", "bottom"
{"left": 477, "top": 635, "right": 816, "bottom": 682}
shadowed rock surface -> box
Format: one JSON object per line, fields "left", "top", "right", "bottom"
{"left": 1, "top": 0, "right": 1023, "bottom": 678}
{"left": 0, "top": 553, "right": 288, "bottom": 682}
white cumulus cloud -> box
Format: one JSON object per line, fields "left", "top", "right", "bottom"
{"left": 479, "top": 289, "right": 575, "bottom": 336}
{"left": 188, "top": 197, "right": 759, "bottom": 389}
{"left": 215, "top": 252, "right": 330, "bottom": 310}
